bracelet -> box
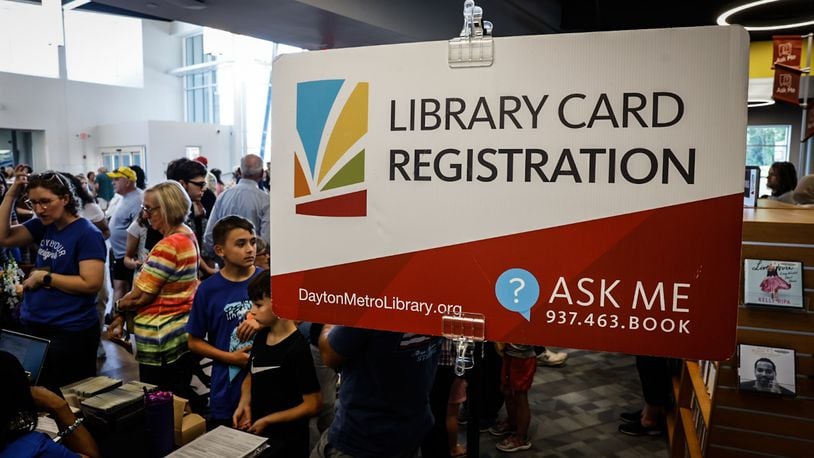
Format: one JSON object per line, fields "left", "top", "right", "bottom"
{"left": 114, "top": 299, "right": 122, "bottom": 314}
{"left": 54, "top": 417, "right": 83, "bottom": 443}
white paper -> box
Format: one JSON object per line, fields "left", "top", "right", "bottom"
{"left": 167, "top": 426, "right": 267, "bottom": 458}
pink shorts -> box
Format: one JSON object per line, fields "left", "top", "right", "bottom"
{"left": 501, "top": 355, "right": 536, "bottom": 392}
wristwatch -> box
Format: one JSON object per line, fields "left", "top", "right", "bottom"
{"left": 42, "top": 273, "right": 52, "bottom": 287}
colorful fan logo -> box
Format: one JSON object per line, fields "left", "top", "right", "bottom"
{"left": 294, "top": 79, "right": 368, "bottom": 216}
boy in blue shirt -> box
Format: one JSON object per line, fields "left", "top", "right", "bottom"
{"left": 187, "top": 216, "right": 263, "bottom": 428}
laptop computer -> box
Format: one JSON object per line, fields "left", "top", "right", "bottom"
{"left": 0, "top": 329, "right": 50, "bottom": 384}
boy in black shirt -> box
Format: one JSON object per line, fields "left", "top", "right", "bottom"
{"left": 232, "top": 271, "right": 321, "bottom": 457}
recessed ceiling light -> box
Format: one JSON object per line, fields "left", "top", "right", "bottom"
{"left": 748, "top": 98, "right": 776, "bottom": 107}
{"left": 717, "top": 0, "right": 814, "bottom": 31}
{"left": 164, "top": 0, "right": 208, "bottom": 10}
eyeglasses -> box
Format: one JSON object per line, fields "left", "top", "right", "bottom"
{"left": 141, "top": 205, "right": 160, "bottom": 215}
{"left": 187, "top": 180, "right": 206, "bottom": 188}
{"left": 29, "top": 172, "right": 70, "bottom": 189}
{"left": 25, "top": 198, "right": 55, "bottom": 210}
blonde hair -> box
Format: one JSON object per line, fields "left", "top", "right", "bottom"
{"left": 794, "top": 174, "right": 814, "bottom": 205}
{"left": 145, "top": 180, "right": 191, "bottom": 228}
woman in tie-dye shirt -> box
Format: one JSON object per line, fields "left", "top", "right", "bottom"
{"left": 112, "top": 180, "right": 199, "bottom": 397}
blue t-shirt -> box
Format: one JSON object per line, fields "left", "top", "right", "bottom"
{"left": 327, "top": 328, "right": 440, "bottom": 458}
{"left": 186, "top": 269, "right": 262, "bottom": 420}
{"left": 109, "top": 189, "right": 142, "bottom": 258}
{"left": 22, "top": 217, "right": 106, "bottom": 331}
{"left": 0, "top": 431, "right": 78, "bottom": 458}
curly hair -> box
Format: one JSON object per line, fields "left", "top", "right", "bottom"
{"left": 27, "top": 171, "right": 78, "bottom": 216}
{"left": 768, "top": 162, "right": 797, "bottom": 196}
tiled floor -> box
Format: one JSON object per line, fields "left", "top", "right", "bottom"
{"left": 97, "top": 341, "right": 668, "bottom": 457}
{"left": 471, "top": 349, "right": 669, "bottom": 457}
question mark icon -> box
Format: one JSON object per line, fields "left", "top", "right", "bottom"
{"left": 510, "top": 278, "right": 525, "bottom": 303}
{"left": 496, "top": 268, "right": 540, "bottom": 321}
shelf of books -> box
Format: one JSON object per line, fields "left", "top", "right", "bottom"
{"left": 668, "top": 359, "right": 716, "bottom": 457}
{"left": 670, "top": 207, "right": 814, "bottom": 458}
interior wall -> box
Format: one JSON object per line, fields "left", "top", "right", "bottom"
{"left": 94, "top": 120, "right": 232, "bottom": 185}
{"left": 747, "top": 102, "right": 810, "bottom": 175}
{"left": 147, "top": 120, "right": 234, "bottom": 185}
{"left": 0, "top": 19, "right": 183, "bottom": 174}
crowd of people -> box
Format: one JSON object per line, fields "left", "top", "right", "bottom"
{"left": 0, "top": 155, "right": 276, "bottom": 457}
{"left": 2, "top": 154, "right": 810, "bottom": 458}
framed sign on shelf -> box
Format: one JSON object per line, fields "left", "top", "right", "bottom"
{"left": 737, "top": 343, "right": 796, "bottom": 396}
{"left": 744, "top": 259, "right": 804, "bottom": 309}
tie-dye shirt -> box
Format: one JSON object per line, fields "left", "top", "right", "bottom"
{"left": 133, "top": 231, "right": 200, "bottom": 366}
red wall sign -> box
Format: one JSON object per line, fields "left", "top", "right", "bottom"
{"left": 773, "top": 35, "right": 803, "bottom": 68}
{"left": 773, "top": 66, "right": 801, "bottom": 105}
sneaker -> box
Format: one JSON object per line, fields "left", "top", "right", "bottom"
{"left": 450, "top": 444, "right": 467, "bottom": 458}
{"left": 619, "top": 409, "right": 642, "bottom": 423}
{"left": 495, "top": 435, "right": 532, "bottom": 453}
{"left": 537, "top": 349, "right": 568, "bottom": 366}
{"left": 488, "top": 419, "right": 514, "bottom": 437}
{"left": 478, "top": 421, "right": 494, "bottom": 433}
{"left": 618, "top": 421, "right": 663, "bottom": 436}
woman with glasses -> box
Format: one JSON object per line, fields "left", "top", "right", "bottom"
{"left": 110, "top": 180, "right": 199, "bottom": 398}
{"left": 0, "top": 165, "right": 107, "bottom": 394}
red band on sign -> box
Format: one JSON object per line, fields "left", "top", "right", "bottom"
{"left": 275, "top": 194, "right": 743, "bottom": 360}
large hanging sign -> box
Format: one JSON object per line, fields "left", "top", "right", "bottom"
{"left": 271, "top": 26, "right": 749, "bottom": 360}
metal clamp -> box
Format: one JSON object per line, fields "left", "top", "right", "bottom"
{"left": 442, "top": 312, "right": 486, "bottom": 375}
{"left": 448, "top": 0, "right": 494, "bottom": 68}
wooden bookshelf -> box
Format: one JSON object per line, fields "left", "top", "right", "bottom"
{"left": 668, "top": 207, "right": 814, "bottom": 457}
{"left": 679, "top": 407, "right": 704, "bottom": 457}
{"left": 668, "top": 359, "right": 714, "bottom": 457}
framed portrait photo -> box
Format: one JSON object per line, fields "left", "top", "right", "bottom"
{"left": 738, "top": 344, "right": 796, "bottom": 396}
{"left": 744, "top": 259, "right": 804, "bottom": 309}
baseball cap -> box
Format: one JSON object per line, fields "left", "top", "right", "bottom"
{"left": 107, "top": 166, "right": 137, "bottom": 182}
{"left": 194, "top": 156, "right": 209, "bottom": 167}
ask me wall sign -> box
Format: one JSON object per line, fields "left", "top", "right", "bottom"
{"left": 271, "top": 26, "right": 749, "bottom": 360}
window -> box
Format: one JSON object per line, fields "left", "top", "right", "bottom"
{"left": 185, "top": 146, "right": 201, "bottom": 160}
{"left": 746, "top": 125, "right": 791, "bottom": 197}
{"left": 183, "top": 34, "right": 219, "bottom": 124}
{"left": 100, "top": 146, "right": 145, "bottom": 172}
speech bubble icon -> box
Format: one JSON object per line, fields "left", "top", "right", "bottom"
{"left": 495, "top": 268, "right": 540, "bottom": 321}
